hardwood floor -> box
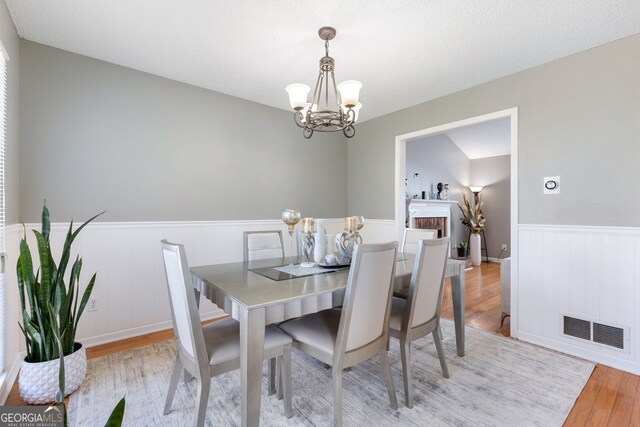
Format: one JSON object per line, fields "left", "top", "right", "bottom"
{"left": 6, "top": 263, "right": 640, "bottom": 426}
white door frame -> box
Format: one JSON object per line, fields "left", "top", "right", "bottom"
{"left": 394, "top": 107, "right": 519, "bottom": 337}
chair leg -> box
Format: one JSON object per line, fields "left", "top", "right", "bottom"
{"left": 164, "top": 355, "right": 183, "bottom": 415}
{"left": 279, "top": 348, "right": 293, "bottom": 418}
{"left": 380, "top": 349, "right": 399, "bottom": 410}
{"left": 194, "top": 376, "right": 211, "bottom": 427}
{"left": 277, "top": 357, "right": 284, "bottom": 400}
{"left": 399, "top": 337, "right": 413, "bottom": 408}
{"left": 332, "top": 367, "right": 344, "bottom": 427}
{"left": 268, "top": 357, "right": 277, "bottom": 396}
{"left": 433, "top": 326, "right": 450, "bottom": 379}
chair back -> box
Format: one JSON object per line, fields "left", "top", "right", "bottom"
{"left": 401, "top": 228, "right": 437, "bottom": 254}
{"left": 404, "top": 238, "right": 449, "bottom": 329}
{"left": 161, "top": 240, "right": 208, "bottom": 365}
{"left": 337, "top": 242, "right": 398, "bottom": 353}
{"left": 243, "top": 230, "right": 285, "bottom": 262}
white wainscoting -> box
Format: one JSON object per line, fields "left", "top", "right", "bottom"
{"left": 6, "top": 218, "right": 405, "bottom": 353}
{"left": 517, "top": 224, "right": 640, "bottom": 375}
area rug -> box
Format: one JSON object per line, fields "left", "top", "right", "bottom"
{"left": 68, "top": 319, "right": 594, "bottom": 426}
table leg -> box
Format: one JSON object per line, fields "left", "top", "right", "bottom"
{"left": 240, "top": 307, "right": 266, "bottom": 427}
{"left": 450, "top": 265, "right": 466, "bottom": 357}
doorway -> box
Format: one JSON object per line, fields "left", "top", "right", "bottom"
{"left": 394, "top": 108, "right": 519, "bottom": 337}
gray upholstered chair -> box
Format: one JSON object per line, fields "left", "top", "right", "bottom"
{"left": 160, "top": 240, "right": 293, "bottom": 427}
{"left": 243, "top": 230, "right": 286, "bottom": 394}
{"left": 278, "top": 242, "right": 399, "bottom": 426}
{"left": 401, "top": 228, "right": 438, "bottom": 254}
{"left": 388, "top": 238, "right": 450, "bottom": 408}
{"left": 243, "top": 230, "right": 285, "bottom": 262}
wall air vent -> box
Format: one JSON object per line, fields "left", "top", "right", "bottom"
{"left": 593, "top": 323, "right": 624, "bottom": 350}
{"left": 563, "top": 316, "right": 591, "bottom": 341}
{"left": 561, "top": 314, "right": 628, "bottom": 353}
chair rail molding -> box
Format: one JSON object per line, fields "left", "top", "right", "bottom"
{"left": 517, "top": 223, "right": 640, "bottom": 375}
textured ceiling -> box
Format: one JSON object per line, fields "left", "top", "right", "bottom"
{"left": 5, "top": 1, "right": 640, "bottom": 121}
{"left": 447, "top": 118, "right": 511, "bottom": 159}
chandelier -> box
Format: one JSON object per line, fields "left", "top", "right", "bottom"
{"left": 285, "top": 27, "right": 362, "bottom": 139}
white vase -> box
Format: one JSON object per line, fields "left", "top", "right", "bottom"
{"left": 470, "top": 233, "right": 481, "bottom": 266}
{"left": 19, "top": 343, "right": 87, "bottom": 404}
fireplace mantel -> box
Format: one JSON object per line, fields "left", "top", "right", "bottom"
{"left": 408, "top": 199, "right": 458, "bottom": 238}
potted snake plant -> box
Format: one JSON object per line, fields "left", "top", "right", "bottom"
{"left": 18, "top": 202, "right": 104, "bottom": 404}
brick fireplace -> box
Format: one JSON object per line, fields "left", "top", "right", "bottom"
{"left": 407, "top": 199, "right": 458, "bottom": 238}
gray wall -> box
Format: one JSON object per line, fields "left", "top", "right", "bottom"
{"left": 348, "top": 33, "right": 640, "bottom": 227}
{"left": 1, "top": 2, "right": 19, "bottom": 224}
{"left": 19, "top": 41, "right": 348, "bottom": 223}
{"left": 470, "top": 155, "right": 510, "bottom": 258}
{"left": 406, "top": 134, "right": 469, "bottom": 248}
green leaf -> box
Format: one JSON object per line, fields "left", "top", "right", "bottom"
{"left": 104, "top": 397, "right": 126, "bottom": 427}
{"left": 56, "top": 222, "right": 74, "bottom": 294}
{"left": 34, "top": 231, "right": 52, "bottom": 310}
{"left": 72, "top": 211, "right": 105, "bottom": 241}
{"left": 16, "top": 254, "right": 27, "bottom": 317}
{"left": 42, "top": 200, "right": 50, "bottom": 242}
{"left": 22, "top": 310, "right": 43, "bottom": 362}
{"left": 18, "top": 239, "right": 36, "bottom": 312}
{"left": 48, "top": 301, "right": 67, "bottom": 427}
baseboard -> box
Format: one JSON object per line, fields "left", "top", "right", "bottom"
{"left": 0, "top": 352, "right": 24, "bottom": 404}
{"left": 79, "top": 309, "right": 226, "bottom": 348}
{"left": 517, "top": 331, "right": 640, "bottom": 375}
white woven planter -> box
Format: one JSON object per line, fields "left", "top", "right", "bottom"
{"left": 19, "top": 343, "right": 87, "bottom": 404}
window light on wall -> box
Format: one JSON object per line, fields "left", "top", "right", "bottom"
{"left": 0, "top": 39, "right": 8, "bottom": 374}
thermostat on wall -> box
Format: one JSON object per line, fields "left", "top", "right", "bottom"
{"left": 544, "top": 176, "right": 560, "bottom": 194}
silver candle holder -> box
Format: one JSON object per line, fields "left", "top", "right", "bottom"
{"left": 300, "top": 217, "right": 316, "bottom": 268}
{"left": 336, "top": 216, "right": 364, "bottom": 264}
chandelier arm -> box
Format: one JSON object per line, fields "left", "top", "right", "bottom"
{"left": 313, "top": 69, "right": 323, "bottom": 109}
{"left": 293, "top": 111, "right": 306, "bottom": 128}
{"left": 331, "top": 71, "right": 341, "bottom": 110}
{"left": 303, "top": 127, "right": 313, "bottom": 139}
{"left": 343, "top": 125, "right": 355, "bottom": 138}
{"left": 325, "top": 70, "right": 329, "bottom": 108}
{"left": 345, "top": 107, "right": 355, "bottom": 124}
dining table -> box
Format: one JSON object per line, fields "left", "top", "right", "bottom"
{"left": 190, "top": 255, "right": 466, "bottom": 427}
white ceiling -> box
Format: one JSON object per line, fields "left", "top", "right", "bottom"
{"left": 447, "top": 118, "right": 511, "bottom": 159}
{"left": 5, "top": 1, "right": 640, "bottom": 122}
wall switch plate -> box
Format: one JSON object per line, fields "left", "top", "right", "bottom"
{"left": 544, "top": 176, "right": 560, "bottom": 194}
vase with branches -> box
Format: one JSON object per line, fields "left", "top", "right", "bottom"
{"left": 459, "top": 193, "right": 485, "bottom": 265}
{"left": 458, "top": 193, "right": 485, "bottom": 234}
